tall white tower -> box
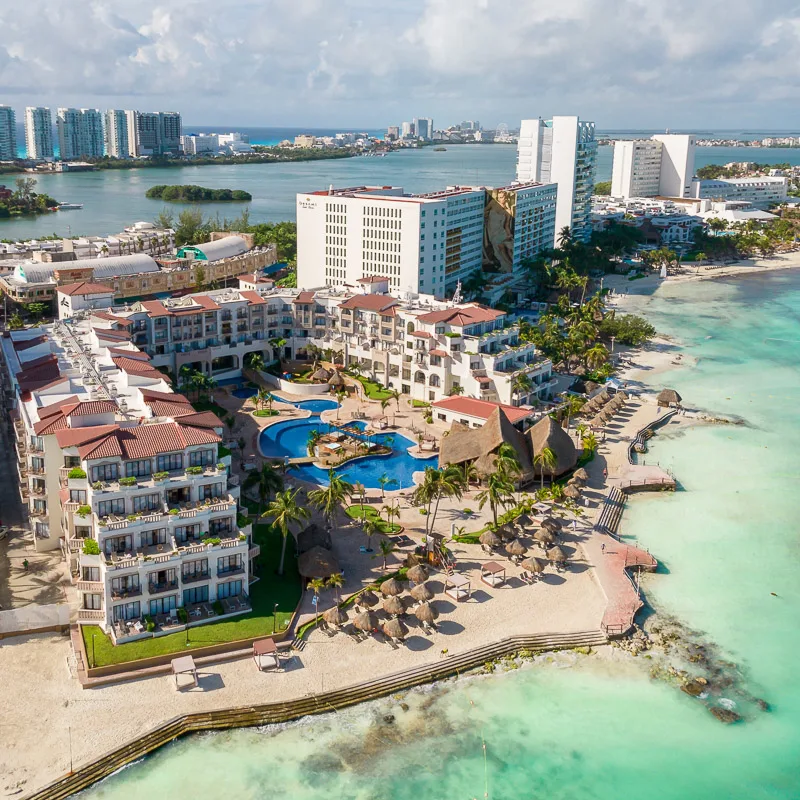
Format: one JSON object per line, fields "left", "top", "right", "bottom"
{"left": 25, "top": 107, "right": 53, "bottom": 161}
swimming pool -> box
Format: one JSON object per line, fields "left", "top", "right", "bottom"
{"left": 258, "top": 417, "right": 436, "bottom": 488}
{"left": 232, "top": 387, "right": 257, "bottom": 399}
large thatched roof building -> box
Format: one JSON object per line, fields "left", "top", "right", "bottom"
{"left": 439, "top": 407, "right": 578, "bottom": 483}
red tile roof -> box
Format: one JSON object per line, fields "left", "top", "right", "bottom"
{"left": 357, "top": 276, "right": 389, "bottom": 283}
{"left": 55, "top": 424, "right": 120, "bottom": 449}
{"left": 34, "top": 400, "right": 116, "bottom": 434}
{"left": 428, "top": 349, "right": 448, "bottom": 358}
{"left": 147, "top": 400, "right": 196, "bottom": 418}
{"left": 37, "top": 395, "right": 80, "bottom": 419}
{"left": 339, "top": 295, "right": 398, "bottom": 313}
{"left": 112, "top": 356, "right": 163, "bottom": 378}
{"left": 175, "top": 411, "right": 224, "bottom": 429}
{"left": 293, "top": 291, "right": 315, "bottom": 304}
{"left": 63, "top": 400, "right": 117, "bottom": 417}
{"left": 191, "top": 295, "right": 220, "bottom": 311}
{"left": 57, "top": 281, "right": 115, "bottom": 297}
{"left": 140, "top": 388, "right": 189, "bottom": 403}
{"left": 92, "top": 326, "right": 131, "bottom": 341}
{"left": 417, "top": 304, "right": 505, "bottom": 327}
{"left": 78, "top": 434, "right": 124, "bottom": 459}
{"left": 239, "top": 290, "right": 267, "bottom": 306}
{"left": 18, "top": 358, "right": 62, "bottom": 392}
{"left": 139, "top": 300, "right": 170, "bottom": 317}
{"left": 91, "top": 312, "right": 132, "bottom": 326}
{"left": 108, "top": 346, "right": 150, "bottom": 361}
{"left": 431, "top": 396, "right": 532, "bottom": 424}
{"left": 410, "top": 330, "right": 432, "bottom": 338}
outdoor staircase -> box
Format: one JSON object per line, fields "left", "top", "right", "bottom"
{"left": 595, "top": 486, "right": 626, "bottom": 537}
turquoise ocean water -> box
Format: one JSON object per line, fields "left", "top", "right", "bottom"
{"left": 82, "top": 272, "right": 800, "bottom": 798}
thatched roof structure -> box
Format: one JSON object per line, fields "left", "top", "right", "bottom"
{"left": 323, "top": 606, "right": 348, "bottom": 626}
{"left": 359, "top": 590, "right": 379, "bottom": 608}
{"left": 534, "top": 529, "right": 555, "bottom": 547}
{"left": 382, "top": 596, "right": 405, "bottom": 616}
{"left": 505, "top": 539, "right": 528, "bottom": 557}
{"left": 327, "top": 370, "right": 346, "bottom": 387}
{"left": 407, "top": 564, "right": 429, "bottom": 584}
{"left": 540, "top": 516, "right": 562, "bottom": 532}
{"left": 410, "top": 582, "right": 434, "bottom": 603}
{"left": 516, "top": 512, "right": 534, "bottom": 527}
{"left": 657, "top": 388, "right": 682, "bottom": 407}
{"left": 414, "top": 602, "right": 439, "bottom": 624}
{"left": 297, "top": 546, "right": 340, "bottom": 579}
{"left": 296, "top": 523, "right": 332, "bottom": 554}
{"left": 547, "top": 546, "right": 568, "bottom": 563}
{"left": 479, "top": 530, "right": 501, "bottom": 548}
{"left": 521, "top": 556, "right": 546, "bottom": 573}
{"left": 354, "top": 611, "right": 378, "bottom": 632}
{"left": 383, "top": 617, "right": 408, "bottom": 640}
{"left": 527, "top": 416, "right": 579, "bottom": 478}
{"left": 380, "top": 577, "right": 404, "bottom": 597}
{"left": 311, "top": 366, "right": 332, "bottom": 382}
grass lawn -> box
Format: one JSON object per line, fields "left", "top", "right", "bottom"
{"left": 253, "top": 409, "right": 280, "bottom": 417}
{"left": 411, "top": 400, "right": 430, "bottom": 408}
{"left": 354, "top": 376, "right": 393, "bottom": 401}
{"left": 82, "top": 523, "right": 301, "bottom": 668}
{"left": 345, "top": 504, "right": 401, "bottom": 534}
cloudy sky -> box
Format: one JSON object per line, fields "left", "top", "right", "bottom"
{"left": 2, "top": 0, "right": 799, "bottom": 130}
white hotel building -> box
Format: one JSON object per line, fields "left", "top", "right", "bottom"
{"left": 297, "top": 185, "right": 486, "bottom": 296}
{"left": 611, "top": 135, "right": 697, "bottom": 199}
{"left": 690, "top": 176, "right": 788, "bottom": 207}
{"left": 3, "top": 316, "right": 254, "bottom": 643}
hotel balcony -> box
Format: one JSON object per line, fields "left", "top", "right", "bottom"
{"left": 181, "top": 570, "right": 210, "bottom": 585}
{"left": 78, "top": 609, "right": 106, "bottom": 623}
{"left": 147, "top": 578, "right": 180, "bottom": 595}
{"left": 76, "top": 580, "right": 104, "bottom": 594}
{"left": 110, "top": 584, "right": 142, "bottom": 599}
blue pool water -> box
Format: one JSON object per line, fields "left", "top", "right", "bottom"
{"left": 295, "top": 398, "right": 338, "bottom": 413}
{"left": 259, "top": 416, "right": 436, "bottom": 488}
{"left": 232, "top": 387, "right": 257, "bottom": 399}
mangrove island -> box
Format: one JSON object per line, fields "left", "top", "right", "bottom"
{"left": 145, "top": 184, "right": 253, "bottom": 202}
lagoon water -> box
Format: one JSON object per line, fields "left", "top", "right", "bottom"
{"left": 82, "top": 272, "right": 800, "bottom": 799}
{"left": 6, "top": 143, "right": 800, "bottom": 240}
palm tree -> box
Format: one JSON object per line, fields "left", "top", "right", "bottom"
{"left": 307, "top": 429, "right": 322, "bottom": 457}
{"left": 264, "top": 488, "right": 309, "bottom": 576}
{"left": 390, "top": 389, "right": 401, "bottom": 411}
{"left": 428, "top": 464, "right": 466, "bottom": 535}
{"left": 326, "top": 572, "right": 344, "bottom": 604}
{"left": 363, "top": 518, "right": 379, "bottom": 552}
{"left": 378, "top": 538, "right": 395, "bottom": 570}
{"left": 244, "top": 463, "right": 284, "bottom": 514}
{"left": 585, "top": 343, "right": 609, "bottom": 372}
{"left": 248, "top": 353, "right": 265, "bottom": 372}
{"left": 582, "top": 432, "right": 599, "bottom": 454}
{"left": 459, "top": 461, "right": 478, "bottom": 491}
{"left": 380, "top": 397, "right": 391, "bottom": 417}
{"left": 449, "top": 384, "right": 464, "bottom": 396}
{"left": 378, "top": 472, "right": 390, "bottom": 499}
{"left": 416, "top": 467, "right": 441, "bottom": 535}
{"left": 255, "top": 387, "right": 271, "bottom": 412}
{"left": 533, "top": 446, "right": 558, "bottom": 490}
{"left": 382, "top": 502, "right": 400, "bottom": 531}
{"left": 335, "top": 389, "right": 347, "bottom": 419}
{"left": 575, "top": 422, "right": 588, "bottom": 443}
{"left": 511, "top": 373, "right": 532, "bottom": 404}
{"left": 495, "top": 442, "right": 522, "bottom": 481}
{"left": 560, "top": 394, "right": 585, "bottom": 432}
{"left": 309, "top": 577, "right": 325, "bottom": 625}
{"left": 308, "top": 469, "right": 353, "bottom": 528}
{"left": 476, "top": 471, "right": 514, "bottom": 527}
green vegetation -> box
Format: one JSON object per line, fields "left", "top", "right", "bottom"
{"left": 82, "top": 539, "right": 100, "bottom": 555}
{"left": 81, "top": 521, "right": 301, "bottom": 667}
{"left": 593, "top": 180, "right": 612, "bottom": 196}
{"left": 691, "top": 215, "right": 798, "bottom": 262}
{"left": 411, "top": 400, "right": 430, "bottom": 408}
{"left": 218, "top": 445, "right": 231, "bottom": 459}
{"left": 119, "top": 476, "right": 138, "bottom": 486}
{"left": 253, "top": 409, "right": 280, "bottom": 417}
{"left": 345, "top": 504, "right": 401, "bottom": 534}
{"left": 696, "top": 162, "right": 790, "bottom": 180}
{"left": 0, "top": 177, "right": 59, "bottom": 219}
{"left": 352, "top": 374, "right": 393, "bottom": 400}
{"left": 67, "top": 467, "right": 87, "bottom": 479}
{"left": 599, "top": 314, "right": 657, "bottom": 346}
{"left": 146, "top": 184, "right": 252, "bottom": 202}
{"left": 77, "top": 505, "right": 92, "bottom": 518}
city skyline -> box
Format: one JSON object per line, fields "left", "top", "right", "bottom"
{"left": 1, "top": 2, "right": 799, "bottom": 129}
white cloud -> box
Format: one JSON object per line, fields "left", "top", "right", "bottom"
{"left": 0, "top": 0, "right": 798, "bottom": 128}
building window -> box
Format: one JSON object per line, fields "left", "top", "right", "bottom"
{"left": 113, "top": 602, "right": 141, "bottom": 622}
{"left": 217, "top": 580, "right": 243, "bottom": 599}
{"left": 97, "top": 498, "right": 125, "bottom": 518}
{"left": 90, "top": 463, "right": 119, "bottom": 482}
{"left": 189, "top": 449, "right": 215, "bottom": 467}
{"left": 200, "top": 482, "right": 225, "bottom": 501}
{"left": 70, "top": 490, "right": 87, "bottom": 504}
{"left": 126, "top": 460, "right": 152, "bottom": 478}
{"left": 132, "top": 494, "right": 161, "bottom": 513}
{"left": 148, "top": 596, "right": 177, "bottom": 615}
{"left": 183, "top": 586, "right": 209, "bottom": 605}
{"left": 82, "top": 594, "right": 102, "bottom": 610}
{"left": 156, "top": 453, "right": 183, "bottom": 472}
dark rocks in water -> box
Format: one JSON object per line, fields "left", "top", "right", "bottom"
{"left": 755, "top": 698, "right": 771, "bottom": 712}
{"left": 382, "top": 714, "right": 395, "bottom": 725}
{"left": 302, "top": 752, "right": 348, "bottom": 774}
{"left": 399, "top": 702, "right": 410, "bottom": 712}
{"left": 710, "top": 707, "right": 741, "bottom": 724}
{"left": 681, "top": 681, "right": 706, "bottom": 697}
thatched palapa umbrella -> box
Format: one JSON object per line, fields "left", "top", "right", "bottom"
{"left": 323, "top": 606, "right": 348, "bottom": 626}
{"left": 410, "top": 582, "right": 434, "bottom": 603}
{"left": 479, "top": 530, "right": 502, "bottom": 548}
{"left": 383, "top": 617, "right": 408, "bottom": 641}
{"left": 657, "top": 388, "right": 682, "bottom": 407}
{"left": 311, "top": 366, "right": 332, "bottom": 382}
{"left": 563, "top": 484, "right": 581, "bottom": 500}
{"left": 382, "top": 596, "right": 405, "bottom": 616}
{"left": 380, "top": 577, "right": 404, "bottom": 597}
{"left": 618, "top": 390, "right": 629, "bottom": 401}
{"left": 534, "top": 528, "right": 555, "bottom": 547}
{"left": 358, "top": 589, "right": 379, "bottom": 608}
{"left": 354, "top": 610, "right": 379, "bottom": 632}
{"left": 407, "top": 564, "right": 429, "bottom": 584}
{"left": 521, "top": 556, "right": 546, "bottom": 574}
{"left": 505, "top": 539, "right": 528, "bottom": 557}
{"left": 328, "top": 370, "right": 346, "bottom": 388}
{"left": 540, "top": 517, "right": 562, "bottom": 533}
{"left": 547, "top": 546, "right": 568, "bottom": 564}
{"left": 298, "top": 546, "right": 340, "bottom": 579}
{"left": 414, "top": 602, "right": 439, "bottom": 625}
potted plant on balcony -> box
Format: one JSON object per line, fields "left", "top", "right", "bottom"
{"left": 67, "top": 467, "right": 87, "bottom": 480}
{"left": 186, "top": 466, "right": 204, "bottom": 476}
{"left": 76, "top": 504, "right": 92, "bottom": 518}
{"left": 82, "top": 538, "right": 100, "bottom": 555}
{"left": 153, "top": 471, "right": 169, "bottom": 484}
{"left": 119, "top": 476, "right": 138, "bottom": 487}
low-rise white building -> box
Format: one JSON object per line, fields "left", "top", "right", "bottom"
{"left": 56, "top": 281, "right": 116, "bottom": 319}
{"left": 691, "top": 176, "right": 788, "bottom": 206}
{"left": 181, "top": 133, "right": 219, "bottom": 155}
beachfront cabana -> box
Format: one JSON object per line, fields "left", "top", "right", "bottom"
{"left": 383, "top": 617, "right": 408, "bottom": 642}
{"left": 528, "top": 417, "right": 579, "bottom": 480}
{"left": 480, "top": 561, "right": 506, "bottom": 588}
{"left": 328, "top": 370, "right": 346, "bottom": 388}
{"left": 171, "top": 655, "right": 198, "bottom": 690}
{"left": 540, "top": 517, "right": 562, "bottom": 533}
{"left": 298, "top": 546, "right": 340, "bottom": 580}
{"left": 657, "top": 388, "right": 682, "bottom": 408}
{"left": 534, "top": 529, "right": 555, "bottom": 548}
{"left": 354, "top": 610, "right": 379, "bottom": 633}
{"left": 444, "top": 573, "right": 472, "bottom": 602}
{"left": 382, "top": 596, "right": 405, "bottom": 617}
{"left": 311, "top": 366, "right": 332, "bottom": 382}
{"left": 407, "top": 564, "right": 429, "bottom": 584}
{"left": 357, "top": 590, "right": 379, "bottom": 609}
{"left": 521, "top": 556, "right": 546, "bottom": 579}
{"left": 253, "top": 638, "right": 280, "bottom": 671}
{"left": 323, "top": 606, "right": 348, "bottom": 628}
{"left": 547, "top": 546, "right": 568, "bottom": 568}
{"left": 410, "top": 582, "right": 434, "bottom": 603}
{"left": 380, "top": 577, "right": 404, "bottom": 597}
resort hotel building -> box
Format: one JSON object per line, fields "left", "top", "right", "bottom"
{"left": 690, "top": 176, "right": 788, "bottom": 206}
{"left": 611, "top": 134, "right": 697, "bottom": 199}
{"left": 296, "top": 183, "right": 558, "bottom": 298}
{"left": 2, "top": 314, "right": 255, "bottom": 642}
{"left": 516, "top": 116, "right": 597, "bottom": 243}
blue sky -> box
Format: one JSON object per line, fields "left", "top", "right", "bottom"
{"left": 1, "top": 0, "right": 799, "bottom": 130}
